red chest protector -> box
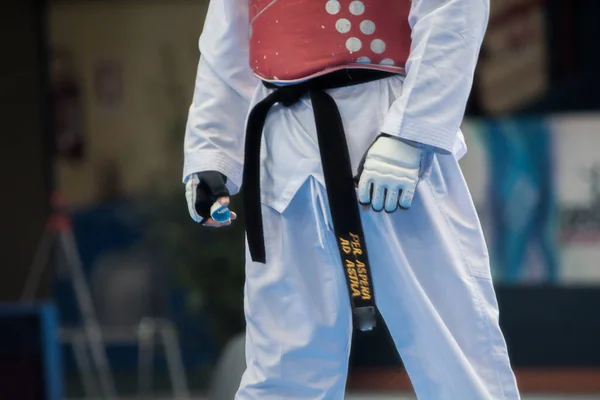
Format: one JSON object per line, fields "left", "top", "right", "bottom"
{"left": 248, "top": 0, "right": 412, "bottom": 82}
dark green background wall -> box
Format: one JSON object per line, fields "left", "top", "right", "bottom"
{"left": 0, "top": 0, "right": 53, "bottom": 301}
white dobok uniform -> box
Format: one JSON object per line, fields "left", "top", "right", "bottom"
{"left": 183, "top": 0, "right": 521, "bottom": 398}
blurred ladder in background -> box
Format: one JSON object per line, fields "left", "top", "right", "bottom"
{"left": 21, "top": 193, "right": 191, "bottom": 400}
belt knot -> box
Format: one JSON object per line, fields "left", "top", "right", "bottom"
{"left": 274, "top": 84, "right": 309, "bottom": 107}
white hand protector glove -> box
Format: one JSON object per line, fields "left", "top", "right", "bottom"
{"left": 357, "top": 135, "right": 433, "bottom": 213}
{"left": 185, "top": 171, "right": 237, "bottom": 227}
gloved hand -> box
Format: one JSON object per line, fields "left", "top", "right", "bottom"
{"left": 356, "top": 134, "right": 433, "bottom": 213}
{"left": 185, "top": 171, "right": 237, "bottom": 227}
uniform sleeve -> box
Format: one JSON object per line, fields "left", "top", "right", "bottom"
{"left": 182, "top": 0, "right": 259, "bottom": 193}
{"left": 381, "top": 0, "right": 489, "bottom": 154}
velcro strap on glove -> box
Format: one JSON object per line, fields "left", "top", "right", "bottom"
{"left": 195, "top": 171, "right": 229, "bottom": 221}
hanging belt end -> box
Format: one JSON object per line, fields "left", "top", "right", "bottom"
{"left": 246, "top": 228, "right": 267, "bottom": 264}
{"left": 249, "top": 248, "right": 267, "bottom": 264}
{"left": 353, "top": 306, "right": 377, "bottom": 332}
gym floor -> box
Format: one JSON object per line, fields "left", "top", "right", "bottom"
{"left": 79, "top": 394, "right": 598, "bottom": 399}
{"left": 347, "top": 394, "right": 600, "bottom": 400}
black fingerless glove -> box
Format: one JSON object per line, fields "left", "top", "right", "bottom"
{"left": 195, "top": 171, "right": 229, "bottom": 222}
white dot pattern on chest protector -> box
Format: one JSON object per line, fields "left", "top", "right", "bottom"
{"left": 360, "top": 20, "right": 375, "bottom": 35}
{"left": 336, "top": 18, "right": 351, "bottom": 33}
{"left": 346, "top": 37, "right": 362, "bottom": 52}
{"left": 326, "top": 0, "right": 341, "bottom": 15}
{"left": 349, "top": 1, "right": 365, "bottom": 16}
{"left": 322, "top": 1, "right": 395, "bottom": 64}
{"left": 370, "top": 39, "right": 386, "bottom": 54}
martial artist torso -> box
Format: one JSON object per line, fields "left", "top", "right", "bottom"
{"left": 183, "top": 0, "right": 480, "bottom": 213}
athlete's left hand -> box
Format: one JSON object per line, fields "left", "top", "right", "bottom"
{"left": 356, "top": 135, "right": 433, "bottom": 213}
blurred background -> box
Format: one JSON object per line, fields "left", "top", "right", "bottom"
{"left": 1, "top": 0, "right": 600, "bottom": 399}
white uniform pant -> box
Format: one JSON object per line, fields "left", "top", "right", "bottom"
{"left": 235, "top": 154, "right": 520, "bottom": 399}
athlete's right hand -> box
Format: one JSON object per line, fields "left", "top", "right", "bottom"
{"left": 185, "top": 171, "right": 237, "bottom": 227}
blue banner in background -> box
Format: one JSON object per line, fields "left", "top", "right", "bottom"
{"left": 477, "top": 118, "right": 559, "bottom": 284}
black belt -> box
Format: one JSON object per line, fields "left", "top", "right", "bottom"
{"left": 243, "top": 69, "right": 396, "bottom": 331}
